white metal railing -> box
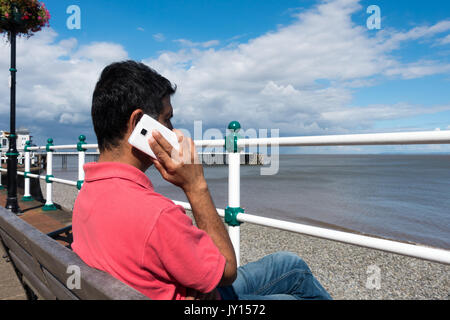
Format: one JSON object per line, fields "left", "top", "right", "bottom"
{"left": 1, "top": 130, "right": 450, "bottom": 265}
{"left": 195, "top": 130, "right": 450, "bottom": 147}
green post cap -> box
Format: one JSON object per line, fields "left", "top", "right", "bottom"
{"left": 226, "top": 121, "right": 242, "bottom": 153}
{"left": 228, "top": 121, "right": 241, "bottom": 132}
{"left": 77, "top": 135, "right": 87, "bottom": 151}
{"left": 24, "top": 140, "right": 31, "bottom": 152}
{"left": 46, "top": 138, "right": 54, "bottom": 152}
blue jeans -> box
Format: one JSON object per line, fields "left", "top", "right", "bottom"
{"left": 218, "top": 252, "right": 332, "bottom": 300}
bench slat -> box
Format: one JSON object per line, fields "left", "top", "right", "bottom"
{"left": 0, "top": 229, "right": 47, "bottom": 284}
{"left": 0, "top": 212, "right": 34, "bottom": 253}
{"left": 42, "top": 268, "right": 79, "bottom": 300}
{"left": 8, "top": 251, "right": 56, "bottom": 300}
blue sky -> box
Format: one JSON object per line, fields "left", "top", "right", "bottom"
{"left": 45, "top": 0, "right": 318, "bottom": 56}
{"left": 1, "top": 0, "right": 449, "bottom": 153}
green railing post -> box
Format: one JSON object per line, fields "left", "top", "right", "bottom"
{"left": 43, "top": 138, "right": 57, "bottom": 211}
{"left": 225, "top": 121, "right": 244, "bottom": 266}
{"left": 77, "top": 135, "right": 87, "bottom": 191}
{"left": 0, "top": 148, "right": 4, "bottom": 190}
{"left": 21, "top": 140, "right": 33, "bottom": 202}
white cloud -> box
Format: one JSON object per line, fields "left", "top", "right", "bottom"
{"left": 384, "top": 60, "right": 450, "bottom": 79}
{"left": 73, "top": 42, "right": 128, "bottom": 63}
{"left": 0, "top": 28, "right": 128, "bottom": 128}
{"left": 174, "top": 38, "right": 220, "bottom": 48}
{"left": 378, "top": 20, "right": 450, "bottom": 50}
{"left": 59, "top": 112, "right": 90, "bottom": 124}
{"left": 438, "top": 34, "right": 450, "bottom": 45}
{"left": 153, "top": 33, "right": 165, "bottom": 42}
{"left": 321, "top": 103, "right": 450, "bottom": 130}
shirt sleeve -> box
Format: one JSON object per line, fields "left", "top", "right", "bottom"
{"left": 146, "top": 205, "right": 226, "bottom": 293}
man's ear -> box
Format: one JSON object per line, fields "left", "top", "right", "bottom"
{"left": 128, "top": 109, "right": 144, "bottom": 134}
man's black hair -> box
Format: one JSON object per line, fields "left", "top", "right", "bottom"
{"left": 92, "top": 60, "right": 176, "bottom": 151}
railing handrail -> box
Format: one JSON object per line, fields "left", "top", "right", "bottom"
{"left": 238, "top": 130, "right": 450, "bottom": 147}
{"left": 3, "top": 130, "right": 450, "bottom": 151}
{"left": 1, "top": 144, "right": 99, "bottom": 152}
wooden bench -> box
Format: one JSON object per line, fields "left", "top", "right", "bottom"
{"left": 0, "top": 206, "right": 149, "bottom": 300}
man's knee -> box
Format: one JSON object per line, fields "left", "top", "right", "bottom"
{"left": 270, "top": 251, "right": 311, "bottom": 273}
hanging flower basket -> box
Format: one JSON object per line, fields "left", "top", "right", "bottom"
{"left": 0, "top": 0, "right": 50, "bottom": 38}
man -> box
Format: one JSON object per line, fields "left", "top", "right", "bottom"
{"left": 72, "top": 60, "right": 332, "bottom": 300}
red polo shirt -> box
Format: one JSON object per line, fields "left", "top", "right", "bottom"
{"left": 72, "top": 162, "right": 226, "bottom": 300}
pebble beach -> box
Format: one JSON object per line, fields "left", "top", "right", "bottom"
{"left": 42, "top": 180, "right": 450, "bottom": 300}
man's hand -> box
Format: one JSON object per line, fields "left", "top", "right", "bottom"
{"left": 185, "top": 288, "right": 220, "bottom": 300}
{"left": 149, "top": 129, "right": 207, "bottom": 193}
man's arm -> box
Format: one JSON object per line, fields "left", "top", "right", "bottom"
{"left": 184, "top": 183, "right": 237, "bottom": 287}
{"left": 149, "top": 130, "right": 237, "bottom": 287}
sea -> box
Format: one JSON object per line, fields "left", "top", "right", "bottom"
{"left": 51, "top": 154, "right": 450, "bottom": 250}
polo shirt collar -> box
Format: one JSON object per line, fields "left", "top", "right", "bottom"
{"left": 84, "top": 162, "right": 153, "bottom": 190}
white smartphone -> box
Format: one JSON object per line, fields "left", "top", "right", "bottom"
{"left": 128, "top": 114, "right": 180, "bottom": 159}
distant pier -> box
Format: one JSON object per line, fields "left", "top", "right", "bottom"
{"left": 198, "top": 153, "right": 264, "bottom": 166}
{"left": 30, "top": 152, "right": 265, "bottom": 167}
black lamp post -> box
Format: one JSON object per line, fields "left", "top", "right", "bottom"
{"left": 5, "top": 5, "right": 21, "bottom": 214}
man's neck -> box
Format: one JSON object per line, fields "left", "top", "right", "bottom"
{"left": 98, "top": 144, "right": 150, "bottom": 172}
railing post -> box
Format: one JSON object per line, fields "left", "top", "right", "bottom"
{"left": 225, "top": 121, "right": 244, "bottom": 267}
{"left": 21, "top": 141, "right": 33, "bottom": 202}
{"left": 77, "top": 135, "right": 87, "bottom": 192}
{"left": 0, "top": 149, "right": 4, "bottom": 190}
{"left": 43, "top": 138, "right": 57, "bottom": 211}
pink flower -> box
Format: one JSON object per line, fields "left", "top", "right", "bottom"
{"left": 4, "top": 12, "right": 9, "bottom": 18}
